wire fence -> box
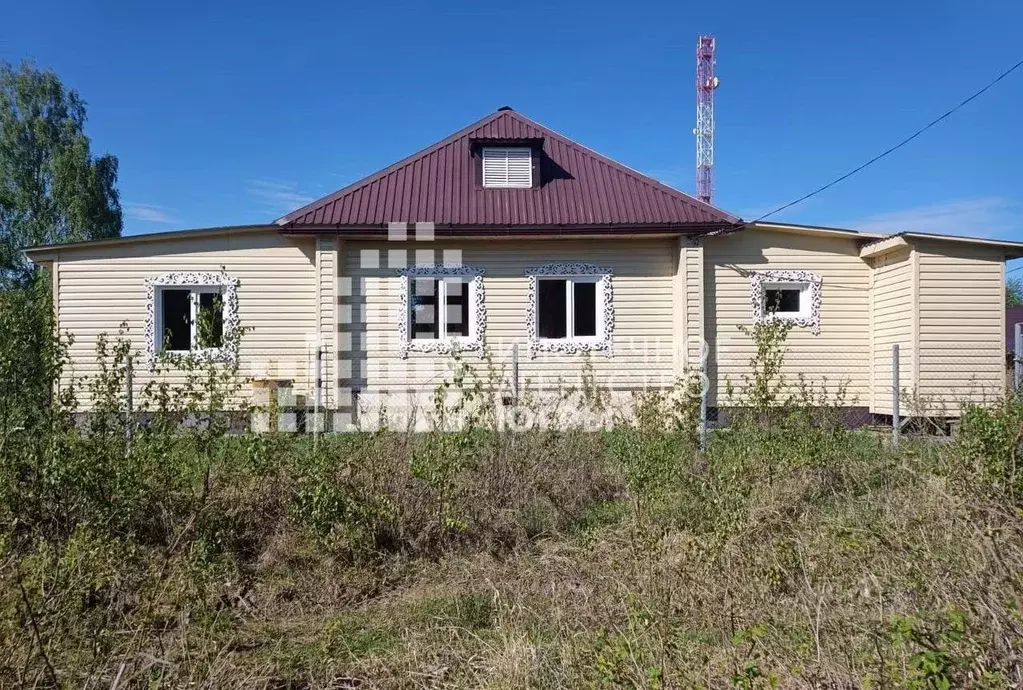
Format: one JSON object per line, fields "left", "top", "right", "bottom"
{"left": 106, "top": 337, "right": 982, "bottom": 450}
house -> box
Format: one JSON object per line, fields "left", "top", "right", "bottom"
{"left": 24, "top": 107, "right": 1023, "bottom": 429}
{"left": 1006, "top": 306, "right": 1023, "bottom": 352}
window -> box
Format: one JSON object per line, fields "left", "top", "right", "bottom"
{"left": 749, "top": 270, "right": 822, "bottom": 335}
{"left": 762, "top": 282, "right": 808, "bottom": 319}
{"left": 482, "top": 147, "right": 532, "bottom": 188}
{"left": 536, "top": 276, "right": 600, "bottom": 341}
{"left": 397, "top": 267, "right": 486, "bottom": 358}
{"left": 157, "top": 286, "right": 225, "bottom": 352}
{"left": 410, "top": 276, "right": 472, "bottom": 340}
{"left": 144, "top": 271, "right": 240, "bottom": 366}
{"left": 525, "top": 263, "right": 614, "bottom": 358}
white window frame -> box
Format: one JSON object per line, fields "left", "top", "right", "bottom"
{"left": 155, "top": 286, "right": 225, "bottom": 355}
{"left": 396, "top": 265, "right": 486, "bottom": 358}
{"left": 144, "top": 271, "right": 240, "bottom": 367}
{"left": 761, "top": 281, "right": 812, "bottom": 320}
{"left": 482, "top": 147, "right": 532, "bottom": 188}
{"left": 525, "top": 262, "right": 614, "bottom": 359}
{"left": 749, "top": 269, "right": 822, "bottom": 335}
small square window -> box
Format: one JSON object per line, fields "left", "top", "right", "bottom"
{"left": 482, "top": 147, "right": 532, "bottom": 188}
{"left": 761, "top": 282, "right": 810, "bottom": 320}
{"left": 764, "top": 288, "right": 801, "bottom": 314}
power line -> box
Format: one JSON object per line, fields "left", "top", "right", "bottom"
{"left": 751, "top": 55, "right": 1023, "bottom": 224}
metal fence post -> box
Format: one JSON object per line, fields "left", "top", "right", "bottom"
{"left": 124, "top": 355, "right": 134, "bottom": 455}
{"left": 892, "top": 343, "right": 900, "bottom": 450}
{"left": 511, "top": 343, "right": 520, "bottom": 404}
{"left": 314, "top": 343, "right": 322, "bottom": 446}
{"left": 1014, "top": 323, "right": 1022, "bottom": 392}
{"left": 698, "top": 373, "right": 708, "bottom": 452}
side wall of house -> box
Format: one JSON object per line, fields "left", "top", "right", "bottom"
{"left": 702, "top": 229, "right": 871, "bottom": 409}
{"left": 915, "top": 239, "right": 1006, "bottom": 413}
{"left": 338, "top": 238, "right": 676, "bottom": 425}
{"left": 54, "top": 230, "right": 318, "bottom": 409}
{"left": 867, "top": 247, "right": 914, "bottom": 415}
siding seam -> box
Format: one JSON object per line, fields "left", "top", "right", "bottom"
{"left": 868, "top": 254, "right": 875, "bottom": 411}
{"left": 911, "top": 247, "right": 920, "bottom": 392}
{"left": 53, "top": 252, "right": 60, "bottom": 334}
{"left": 674, "top": 237, "right": 683, "bottom": 377}
{"left": 1000, "top": 257, "right": 1007, "bottom": 398}
{"left": 695, "top": 240, "right": 705, "bottom": 373}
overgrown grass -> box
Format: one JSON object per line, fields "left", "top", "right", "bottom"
{"left": 3, "top": 314, "right": 1023, "bottom": 688}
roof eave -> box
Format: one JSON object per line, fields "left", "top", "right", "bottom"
{"left": 22, "top": 224, "right": 278, "bottom": 257}
{"left": 900, "top": 231, "right": 1023, "bottom": 258}
{"left": 278, "top": 222, "right": 735, "bottom": 237}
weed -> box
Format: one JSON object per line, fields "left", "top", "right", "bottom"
{"left": 3, "top": 309, "right": 1023, "bottom": 688}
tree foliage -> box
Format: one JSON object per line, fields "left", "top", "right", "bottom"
{"left": 1007, "top": 276, "right": 1023, "bottom": 307}
{"left": 0, "top": 60, "right": 122, "bottom": 287}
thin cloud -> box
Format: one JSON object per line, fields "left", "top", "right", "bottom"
{"left": 124, "top": 203, "right": 176, "bottom": 224}
{"left": 848, "top": 198, "right": 1023, "bottom": 239}
{"left": 246, "top": 179, "right": 315, "bottom": 215}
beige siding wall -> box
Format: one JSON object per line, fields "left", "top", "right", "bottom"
{"left": 672, "top": 238, "right": 684, "bottom": 376}
{"left": 55, "top": 229, "right": 317, "bottom": 409}
{"left": 48, "top": 225, "right": 1011, "bottom": 424}
{"left": 703, "top": 229, "right": 871, "bottom": 407}
{"left": 339, "top": 238, "right": 676, "bottom": 420}
{"left": 868, "top": 247, "right": 914, "bottom": 415}
{"left": 915, "top": 239, "right": 1005, "bottom": 412}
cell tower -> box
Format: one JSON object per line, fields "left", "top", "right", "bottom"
{"left": 695, "top": 35, "right": 719, "bottom": 204}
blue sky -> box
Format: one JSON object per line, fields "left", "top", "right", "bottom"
{"left": 2, "top": 0, "right": 1021, "bottom": 239}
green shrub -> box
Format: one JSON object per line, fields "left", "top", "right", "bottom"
{"left": 5, "top": 305, "right": 1023, "bottom": 688}
{"left": 955, "top": 394, "right": 1023, "bottom": 502}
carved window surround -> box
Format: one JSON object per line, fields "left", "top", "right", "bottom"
{"left": 396, "top": 265, "right": 486, "bottom": 358}
{"left": 144, "top": 270, "right": 240, "bottom": 368}
{"left": 525, "top": 262, "right": 614, "bottom": 359}
{"left": 749, "top": 269, "right": 822, "bottom": 335}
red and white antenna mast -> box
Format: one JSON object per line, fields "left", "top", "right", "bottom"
{"left": 695, "top": 35, "right": 719, "bottom": 204}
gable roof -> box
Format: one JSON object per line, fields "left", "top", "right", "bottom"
{"left": 277, "top": 108, "right": 739, "bottom": 232}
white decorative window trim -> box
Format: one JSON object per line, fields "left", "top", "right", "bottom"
{"left": 525, "top": 262, "right": 614, "bottom": 359}
{"left": 144, "top": 270, "right": 240, "bottom": 368}
{"left": 749, "top": 269, "right": 822, "bottom": 335}
{"left": 397, "top": 265, "right": 486, "bottom": 359}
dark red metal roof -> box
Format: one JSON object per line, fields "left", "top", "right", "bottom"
{"left": 277, "top": 108, "right": 739, "bottom": 231}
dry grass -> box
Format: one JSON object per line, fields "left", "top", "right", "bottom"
{"left": 4, "top": 321, "right": 1023, "bottom": 688}
{"left": 4, "top": 422, "right": 1023, "bottom": 688}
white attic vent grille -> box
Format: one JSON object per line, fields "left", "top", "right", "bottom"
{"left": 482, "top": 147, "right": 532, "bottom": 188}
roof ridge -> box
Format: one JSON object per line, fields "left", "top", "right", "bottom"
{"left": 499, "top": 109, "right": 740, "bottom": 224}
{"left": 275, "top": 109, "right": 508, "bottom": 225}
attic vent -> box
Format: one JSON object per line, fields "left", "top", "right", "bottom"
{"left": 482, "top": 147, "right": 532, "bottom": 188}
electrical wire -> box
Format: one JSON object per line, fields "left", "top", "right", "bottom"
{"left": 749, "top": 56, "right": 1023, "bottom": 224}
